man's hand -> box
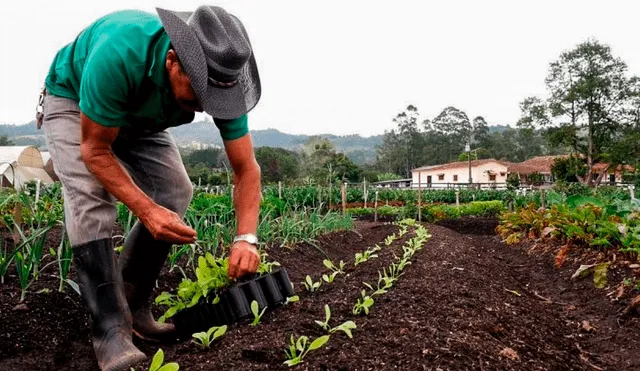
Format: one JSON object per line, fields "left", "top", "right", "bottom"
{"left": 228, "top": 241, "right": 260, "bottom": 279}
{"left": 139, "top": 204, "right": 197, "bottom": 244}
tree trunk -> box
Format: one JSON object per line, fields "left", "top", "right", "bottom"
{"left": 586, "top": 111, "right": 595, "bottom": 185}
{"left": 594, "top": 165, "right": 610, "bottom": 186}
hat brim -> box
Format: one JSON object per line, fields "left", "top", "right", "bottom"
{"left": 157, "top": 7, "right": 261, "bottom": 120}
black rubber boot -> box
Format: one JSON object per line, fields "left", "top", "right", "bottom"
{"left": 73, "top": 238, "right": 147, "bottom": 371}
{"left": 119, "top": 222, "right": 177, "bottom": 342}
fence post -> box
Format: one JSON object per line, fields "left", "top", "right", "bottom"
{"left": 540, "top": 188, "right": 546, "bottom": 209}
{"left": 630, "top": 185, "right": 635, "bottom": 200}
{"left": 341, "top": 182, "right": 347, "bottom": 215}
{"left": 278, "top": 181, "right": 282, "bottom": 199}
{"left": 35, "top": 179, "right": 41, "bottom": 205}
{"left": 374, "top": 191, "right": 379, "bottom": 222}
{"left": 418, "top": 172, "right": 422, "bottom": 222}
{"left": 363, "top": 179, "right": 367, "bottom": 208}
{"left": 455, "top": 190, "right": 460, "bottom": 209}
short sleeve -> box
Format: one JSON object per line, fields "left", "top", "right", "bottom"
{"left": 78, "top": 43, "right": 134, "bottom": 127}
{"left": 214, "top": 114, "right": 249, "bottom": 140}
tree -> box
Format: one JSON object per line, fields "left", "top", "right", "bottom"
{"left": 0, "top": 135, "right": 13, "bottom": 146}
{"left": 519, "top": 39, "right": 640, "bottom": 185}
{"left": 550, "top": 155, "right": 587, "bottom": 182}
{"left": 183, "top": 148, "right": 222, "bottom": 168}
{"left": 254, "top": 147, "right": 299, "bottom": 183}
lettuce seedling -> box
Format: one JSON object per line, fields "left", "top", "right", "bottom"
{"left": 384, "top": 234, "right": 397, "bottom": 246}
{"left": 323, "top": 259, "right": 345, "bottom": 274}
{"left": 148, "top": 348, "right": 180, "bottom": 371}
{"left": 330, "top": 321, "right": 357, "bottom": 339}
{"left": 314, "top": 304, "right": 332, "bottom": 330}
{"left": 251, "top": 300, "right": 267, "bottom": 326}
{"left": 283, "top": 334, "right": 330, "bottom": 367}
{"left": 284, "top": 295, "right": 300, "bottom": 305}
{"left": 352, "top": 290, "right": 375, "bottom": 315}
{"left": 302, "top": 275, "right": 322, "bottom": 292}
{"left": 192, "top": 325, "right": 227, "bottom": 348}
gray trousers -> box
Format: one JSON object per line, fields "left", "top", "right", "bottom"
{"left": 42, "top": 93, "right": 193, "bottom": 246}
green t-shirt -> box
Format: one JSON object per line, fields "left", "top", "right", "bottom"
{"left": 45, "top": 10, "right": 248, "bottom": 140}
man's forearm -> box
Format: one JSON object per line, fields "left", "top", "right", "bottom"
{"left": 233, "top": 163, "right": 261, "bottom": 236}
{"left": 81, "top": 145, "right": 154, "bottom": 218}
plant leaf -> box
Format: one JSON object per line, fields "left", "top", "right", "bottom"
{"left": 251, "top": 300, "right": 259, "bottom": 317}
{"left": 150, "top": 349, "right": 164, "bottom": 371}
{"left": 308, "top": 335, "right": 330, "bottom": 351}
{"left": 571, "top": 264, "right": 596, "bottom": 280}
{"left": 593, "top": 262, "right": 611, "bottom": 289}
{"left": 158, "top": 363, "right": 180, "bottom": 371}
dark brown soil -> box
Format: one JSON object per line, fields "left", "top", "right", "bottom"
{"left": 0, "top": 219, "right": 639, "bottom": 370}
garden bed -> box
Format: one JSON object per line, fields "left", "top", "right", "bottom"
{"left": 1, "top": 220, "right": 639, "bottom": 370}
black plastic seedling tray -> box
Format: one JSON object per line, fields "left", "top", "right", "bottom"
{"left": 172, "top": 268, "right": 295, "bottom": 335}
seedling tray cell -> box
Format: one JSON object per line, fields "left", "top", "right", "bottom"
{"left": 172, "top": 268, "right": 294, "bottom": 335}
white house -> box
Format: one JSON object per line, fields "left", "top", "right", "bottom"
{"left": 412, "top": 159, "right": 509, "bottom": 188}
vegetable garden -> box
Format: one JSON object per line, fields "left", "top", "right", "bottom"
{"left": 0, "top": 184, "right": 639, "bottom": 370}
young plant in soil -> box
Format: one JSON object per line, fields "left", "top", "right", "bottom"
{"left": 352, "top": 290, "right": 375, "bottom": 315}
{"left": 322, "top": 259, "right": 345, "bottom": 283}
{"left": 251, "top": 300, "right": 267, "bottom": 326}
{"left": 302, "top": 275, "right": 322, "bottom": 292}
{"left": 354, "top": 244, "right": 381, "bottom": 266}
{"left": 315, "top": 304, "right": 357, "bottom": 338}
{"left": 284, "top": 295, "right": 300, "bottom": 305}
{"left": 283, "top": 334, "right": 330, "bottom": 367}
{"left": 192, "top": 325, "right": 227, "bottom": 348}
{"left": 148, "top": 348, "right": 180, "bottom": 371}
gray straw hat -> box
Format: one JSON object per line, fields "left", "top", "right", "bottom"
{"left": 156, "top": 5, "right": 261, "bottom": 119}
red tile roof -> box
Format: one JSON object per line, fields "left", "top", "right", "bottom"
{"left": 507, "top": 156, "right": 566, "bottom": 174}
{"left": 413, "top": 159, "right": 509, "bottom": 172}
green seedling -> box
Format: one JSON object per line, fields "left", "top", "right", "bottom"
{"left": 330, "top": 320, "right": 357, "bottom": 339}
{"left": 314, "top": 304, "right": 358, "bottom": 338}
{"left": 323, "top": 259, "right": 345, "bottom": 274}
{"left": 352, "top": 290, "right": 375, "bottom": 315}
{"left": 283, "top": 334, "right": 330, "bottom": 367}
{"left": 302, "top": 275, "right": 322, "bottom": 292}
{"left": 285, "top": 295, "right": 300, "bottom": 305}
{"left": 192, "top": 325, "right": 227, "bottom": 348}
{"left": 398, "top": 226, "right": 408, "bottom": 237}
{"left": 148, "top": 348, "right": 180, "bottom": 371}
{"left": 354, "top": 249, "right": 378, "bottom": 266}
{"left": 251, "top": 300, "right": 267, "bottom": 326}
{"left": 384, "top": 234, "right": 397, "bottom": 246}
{"left": 322, "top": 272, "right": 338, "bottom": 283}
{"left": 315, "top": 304, "right": 332, "bottom": 330}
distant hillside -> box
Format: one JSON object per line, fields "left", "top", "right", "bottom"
{"left": 0, "top": 121, "right": 383, "bottom": 164}
{"left": 0, "top": 121, "right": 511, "bottom": 165}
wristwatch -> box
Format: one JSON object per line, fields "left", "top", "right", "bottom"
{"left": 233, "top": 233, "right": 259, "bottom": 246}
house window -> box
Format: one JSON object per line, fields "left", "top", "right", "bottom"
{"left": 438, "top": 174, "right": 445, "bottom": 181}
{"left": 500, "top": 172, "right": 506, "bottom": 177}
{"left": 453, "top": 175, "right": 458, "bottom": 182}
{"left": 489, "top": 174, "right": 496, "bottom": 181}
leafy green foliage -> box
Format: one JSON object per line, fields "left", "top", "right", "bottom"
{"left": 283, "top": 335, "right": 330, "bottom": 367}
{"left": 192, "top": 325, "right": 227, "bottom": 348}
{"left": 148, "top": 349, "right": 180, "bottom": 371}
{"left": 251, "top": 300, "right": 267, "bottom": 326}
{"left": 302, "top": 275, "right": 322, "bottom": 292}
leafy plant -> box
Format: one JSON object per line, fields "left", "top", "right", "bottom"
{"left": 148, "top": 348, "right": 180, "bottom": 371}
{"left": 352, "top": 290, "right": 375, "bottom": 315}
{"left": 283, "top": 334, "right": 330, "bottom": 367}
{"left": 251, "top": 300, "right": 267, "bottom": 326}
{"left": 284, "top": 295, "right": 299, "bottom": 305}
{"left": 314, "top": 304, "right": 332, "bottom": 331}
{"left": 192, "top": 325, "right": 227, "bottom": 348}
{"left": 302, "top": 275, "right": 322, "bottom": 292}
{"left": 322, "top": 259, "right": 345, "bottom": 283}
